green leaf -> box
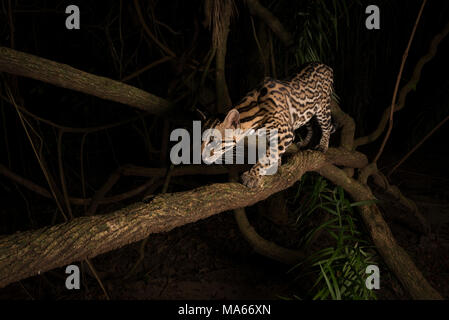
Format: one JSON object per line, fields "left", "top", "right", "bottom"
{"left": 349, "top": 199, "right": 379, "bottom": 207}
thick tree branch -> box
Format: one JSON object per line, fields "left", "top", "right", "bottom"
{"left": 0, "top": 148, "right": 443, "bottom": 300}
{"left": 317, "top": 164, "right": 441, "bottom": 299}
{"left": 0, "top": 150, "right": 325, "bottom": 288}
{"left": 210, "top": 0, "right": 233, "bottom": 113}
{"left": 0, "top": 47, "right": 173, "bottom": 114}
{"left": 0, "top": 162, "right": 251, "bottom": 207}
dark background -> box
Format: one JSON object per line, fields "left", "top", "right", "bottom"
{"left": 0, "top": 0, "right": 448, "bottom": 300}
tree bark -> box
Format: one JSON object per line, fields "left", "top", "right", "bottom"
{"left": 213, "top": 1, "right": 233, "bottom": 113}
{"left": 0, "top": 148, "right": 442, "bottom": 300}
{"left": 0, "top": 150, "right": 325, "bottom": 288}
{"left": 0, "top": 47, "right": 172, "bottom": 114}
{"left": 318, "top": 164, "right": 442, "bottom": 300}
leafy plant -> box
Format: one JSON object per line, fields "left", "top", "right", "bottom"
{"left": 288, "top": 174, "right": 378, "bottom": 300}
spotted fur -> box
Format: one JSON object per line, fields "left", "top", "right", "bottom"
{"left": 202, "top": 62, "right": 334, "bottom": 188}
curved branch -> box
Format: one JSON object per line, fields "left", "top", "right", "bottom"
{"left": 234, "top": 208, "right": 304, "bottom": 264}
{"left": 0, "top": 47, "right": 173, "bottom": 114}
{"left": 330, "top": 99, "right": 356, "bottom": 151}
{"left": 0, "top": 95, "right": 142, "bottom": 133}
{"left": 371, "top": 171, "right": 430, "bottom": 234}
{"left": 0, "top": 163, "right": 251, "bottom": 206}
{"left": 133, "top": 0, "right": 176, "bottom": 58}
{"left": 317, "top": 164, "right": 441, "bottom": 299}
{"left": 212, "top": 0, "right": 234, "bottom": 113}
{"left": 373, "top": 0, "right": 427, "bottom": 163}
{"left": 355, "top": 20, "right": 449, "bottom": 148}
{"left": 388, "top": 113, "right": 449, "bottom": 176}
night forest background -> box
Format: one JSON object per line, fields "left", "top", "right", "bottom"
{"left": 0, "top": 0, "right": 448, "bottom": 300}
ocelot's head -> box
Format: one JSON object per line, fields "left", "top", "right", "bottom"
{"left": 201, "top": 109, "right": 241, "bottom": 164}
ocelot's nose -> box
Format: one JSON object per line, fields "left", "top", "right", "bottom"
{"left": 210, "top": 149, "right": 214, "bottom": 156}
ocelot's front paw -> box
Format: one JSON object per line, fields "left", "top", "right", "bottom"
{"left": 241, "top": 171, "right": 262, "bottom": 188}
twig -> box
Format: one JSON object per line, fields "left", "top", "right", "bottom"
{"left": 133, "top": 0, "right": 176, "bottom": 57}
{"left": 373, "top": 0, "right": 427, "bottom": 163}
{"left": 0, "top": 94, "right": 143, "bottom": 133}
{"left": 6, "top": 86, "right": 68, "bottom": 221}
{"left": 121, "top": 56, "right": 173, "bottom": 82}
{"left": 7, "top": 0, "right": 15, "bottom": 49}
{"left": 245, "top": 0, "right": 293, "bottom": 47}
{"left": 250, "top": 16, "right": 268, "bottom": 76}
{"left": 57, "top": 129, "right": 73, "bottom": 219}
{"left": 153, "top": 17, "right": 182, "bottom": 35}
{"left": 86, "top": 170, "right": 122, "bottom": 216}
{"left": 80, "top": 133, "right": 88, "bottom": 213}
{"left": 269, "top": 30, "right": 277, "bottom": 78}
{"left": 388, "top": 113, "right": 449, "bottom": 176}
{"left": 355, "top": 3, "right": 449, "bottom": 149}
{"left": 84, "top": 259, "right": 110, "bottom": 300}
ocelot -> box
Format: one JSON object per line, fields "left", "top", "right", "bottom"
{"left": 202, "top": 62, "right": 334, "bottom": 188}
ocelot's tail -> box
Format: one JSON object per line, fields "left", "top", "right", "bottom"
{"left": 296, "top": 122, "right": 313, "bottom": 148}
{"left": 297, "top": 117, "right": 339, "bottom": 149}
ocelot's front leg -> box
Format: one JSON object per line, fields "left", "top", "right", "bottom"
{"left": 241, "top": 128, "right": 294, "bottom": 188}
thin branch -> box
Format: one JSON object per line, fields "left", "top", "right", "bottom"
{"left": 388, "top": 113, "right": 449, "bottom": 176}
{"left": 0, "top": 94, "right": 142, "bottom": 133}
{"left": 84, "top": 259, "right": 110, "bottom": 300}
{"left": 133, "top": 0, "right": 176, "bottom": 57}
{"left": 121, "top": 56, "right": 173, "bottom": 82}
{"left": 373, "top": 0, "right": 427, "bottom": 163}
{"left": 245, "top": 0, "right": 293, "bottom": 47}
{"left": 86, "top": 170, "right": 122, "bottom": 216}
{"left": 0, "top": 163, "right": 157, "bottom": 206}
{"left": 7, "top": 87, "right": 68, "bottom": 221}
{"left": 250, "top": 16, "right": 268, "bottom": 76}
{"left": 57, "top": 129, "right": 73, "bottom": 219}
{"left": 355, "top": 14, "right": 449, "bottom": 148}
{"left": 0, "top": 163, "right": 51, "bottom": 198}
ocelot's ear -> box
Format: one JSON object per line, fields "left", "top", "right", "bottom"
{"left": 223, "top": 109, "right": 240, "bottom": 129}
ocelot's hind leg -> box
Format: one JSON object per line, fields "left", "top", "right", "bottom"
{"left": 314, "top": 102, "right": 332, "bottom": 153}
